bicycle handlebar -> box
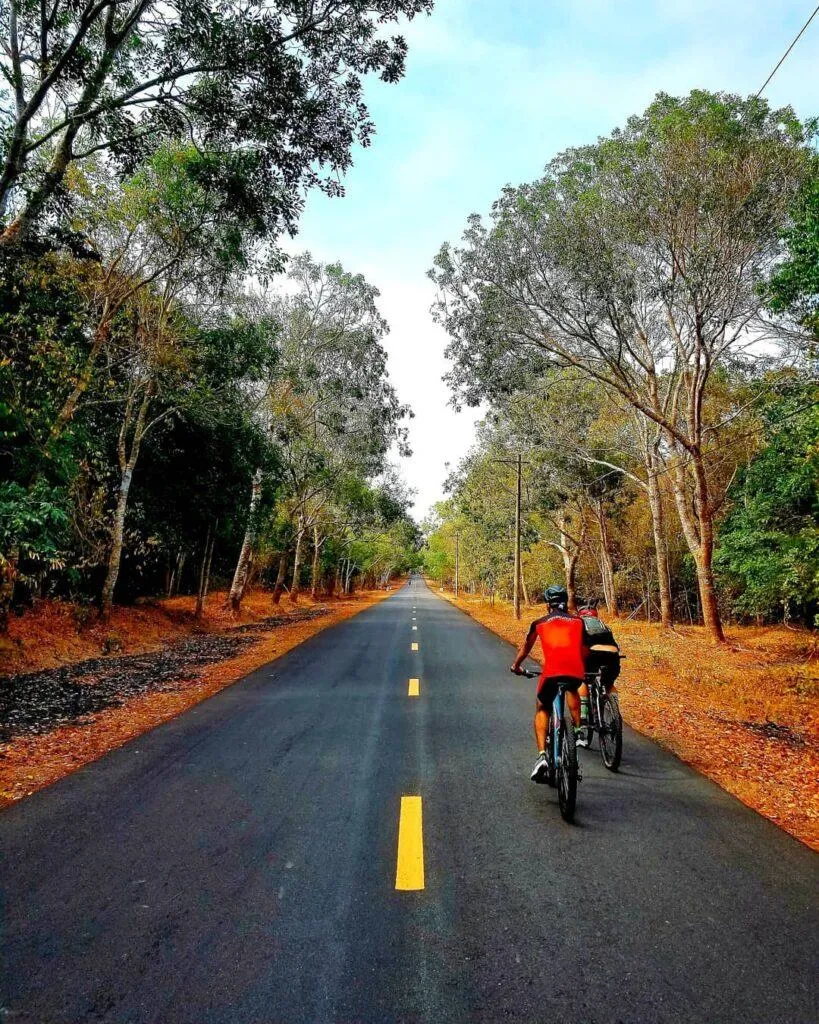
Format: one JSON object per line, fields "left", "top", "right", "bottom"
{"left": 511, "top": 667, "right": 538, "bottom": 679}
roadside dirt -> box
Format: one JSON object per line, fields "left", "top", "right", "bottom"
{"left": 439, "top": 588, "right": 819, "bottom": 852}
{"left": 0, "top": 588, "right": 390, "bottom": 807}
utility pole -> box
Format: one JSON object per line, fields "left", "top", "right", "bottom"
{"left": 489, "top": 450, "right": 527, "bottom": 620}
{"left": 454, "top": 531, "right": 460, "bottom": 598}
{"left": 513, "top": 452, "right": 522, "bottom": 620}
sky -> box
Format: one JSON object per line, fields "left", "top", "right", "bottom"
{"left": 285, "top": 0, "right": 819, "bottom": 519}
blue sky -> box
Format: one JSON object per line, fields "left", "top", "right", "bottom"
{"left": 287, "top": 0, "right": 819, "bottom": 517}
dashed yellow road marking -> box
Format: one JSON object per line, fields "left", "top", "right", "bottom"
{"left": 395, "top": 796, "right": 424, "bottom": 890}
{"left": 408, "top": 678, "right": 420, "bottom": 697}
{"left": 411, "top": 642, "right": 419, "bottom": 651}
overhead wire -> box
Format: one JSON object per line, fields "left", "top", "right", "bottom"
{"left": 755, "top": 3, "right": 819, "bottom": 97}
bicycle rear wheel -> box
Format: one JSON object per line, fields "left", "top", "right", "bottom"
{"left": 557, "top": 700, "right": 578, "bottom": 821}
{"left": 584, "top": 679, "right": 599, "bottom": 748}
{"left": 599, "top": 692, "right": 623, "bottom": 771}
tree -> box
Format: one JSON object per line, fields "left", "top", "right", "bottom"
{"left": 431, "top": 90, "right": 811, "bottom": 641}
{"left": 716, "top": 388, "right": 819, "bottom": 624}
{"left": 225, "top": 256, "right": 411, "bottom": 612}
{"left": 0, "top": 0, "right": 433, "bottom": 244}
{"left": 54, "top": 145, "right": 276, "bottom": 445}
{"left": 56, "top": 148, "right": 275, "bottom": 618}
{"left": 766, "top": 167, "right": 819, "bottom": 347}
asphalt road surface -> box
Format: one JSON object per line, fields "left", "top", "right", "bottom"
{"left": 1, "top": 581, "right": 817, "bottom": 1023}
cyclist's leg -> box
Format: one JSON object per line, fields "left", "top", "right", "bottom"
{"left": 578, "top": 679, "right": 590, "bottom": 727}
{"left": 534, "top": 698, "right": 550, "bottom": 752}
{"left": 535, "top": 680, "right": 558, "bottom": 750}
{"left": 565, "top": 681, "right": 581, "bottom": 725}
{"left": 531, "top": 690, "right": 555, "bottom": 782}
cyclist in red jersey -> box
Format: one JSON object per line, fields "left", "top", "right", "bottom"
{"left": 511, "top": 585, "right": 588, "bottom": 782}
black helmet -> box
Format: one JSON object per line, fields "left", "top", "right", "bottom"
{"left": 543, "top": 585, "right": 568, "bottom": 607}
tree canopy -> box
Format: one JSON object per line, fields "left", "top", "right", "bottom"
{"left": 428, "top": 90, "right": 818, "bottom": 635}
{"left": 0, "top": 0, "right": 433, "bottom": 244}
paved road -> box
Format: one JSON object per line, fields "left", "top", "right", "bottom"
{"left": 1, "top": 581, "right": 817, "bottom": 1023}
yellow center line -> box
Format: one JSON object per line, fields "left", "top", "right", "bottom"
{"left": 408, "top": 677, "right": 420, "bottom": 697}
{"left": 411, "top": 642, "right": 419, "bottom": 651}
{"left": 395, "top": 796, "right": 424, "bottom": 890}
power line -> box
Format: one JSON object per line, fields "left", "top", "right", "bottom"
{"left": 756, "top": 3, "right": 819, "bottom": 97}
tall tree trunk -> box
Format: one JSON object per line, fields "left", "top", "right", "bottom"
{"left": 271, "top": 547, "right": 289, "bottom": 605}
{"left": 595, "top": 499, "right": 618, "bottom": 617}
{"left": 310, "top": 526, "right": 323, "bottom": 600}
{"left": 195, "top": 524, "right": 214, "bottom": 620}
{"left": 100, "top": 478, "right": 128, "bottom": 620}
{"left": 557, "top": 512, "right": 585, "bottom": 613}
{"left": 563, "top": 550, "right": 578, "bottom": 613}
{"left": 100, "top": 383, "right": 152, "bottom": 621}
{"left": 227, "top": 467, "right": 263, "bottom": 615}
{"left": 168, "top": 548, "right": 185, "bottom": 598}
{"left": 667, "top": 446, "right": 725, "bottom": 642}
{"left": 520, "top": 570, "right": 530, "bottom": 608}
{"left": 290, "top": 518, "right": 305, "bottom": 604}
{"left": 691, "top": 455, "right": 724, "bottom": 642}
{"left": 646, "top": 453, "right": 673, "bottom": 628}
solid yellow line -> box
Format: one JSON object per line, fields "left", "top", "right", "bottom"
{"left": 395, "top": 796, "right": 424, "bottom": 890}
{"left": 411, "top": 642, "right": 419, "bottom": 651}
{"left": 408, "top": 678, "right": 420, "bottom": 697}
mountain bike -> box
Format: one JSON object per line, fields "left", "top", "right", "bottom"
{"left": 518, "top": 669, "right": 580, "bottom": 822}
{"left": 581, "top": 667, "right": 623, "bottom": 772}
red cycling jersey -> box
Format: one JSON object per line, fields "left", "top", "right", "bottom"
{"left": 526, "top": 611, "right": 588, "bottom": 683}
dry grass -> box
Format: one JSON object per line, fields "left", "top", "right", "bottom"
{"left": 440, "top": 589, "right": 819, "bottom": 851}
{"left": 0, "top": 588, "right": 390, "bottom": 806}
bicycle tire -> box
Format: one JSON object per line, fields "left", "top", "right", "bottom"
{"left": 599, "top": 692, "right": 623, "bottom": 771}
{"left": 584, "top": 680, "right": 599, "bottom": 748}
{"left": 544, "top": 721, "right": 557, "bottom": 787}
{"left": 557, "top": 699, "right": 578, "bottom": 821}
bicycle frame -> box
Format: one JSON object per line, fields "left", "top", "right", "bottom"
{"left": 586, "top": 670, "right": 603, "bottom": 732}
{"left": 551, "top": 689, "right": 565, "bottom": 766}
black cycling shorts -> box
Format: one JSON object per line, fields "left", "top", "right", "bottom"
{"left": 536, "top": 676, "right": 581, "bottom": 708}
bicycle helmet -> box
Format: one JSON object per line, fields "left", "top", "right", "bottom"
{"left": 543, "top": 585, "right": 568, "bottom": 607}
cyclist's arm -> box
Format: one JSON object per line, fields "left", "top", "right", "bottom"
{"left": 511, "top": 622, "right": 538, "bottom": 673}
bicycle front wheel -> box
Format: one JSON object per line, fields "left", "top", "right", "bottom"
{"left": 599, "top": 692, "right": 623, "bottom": 771}
{"left": 557, "top": 700, "right": 578, "bottom": 822}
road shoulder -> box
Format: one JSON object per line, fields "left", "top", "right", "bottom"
{"left": 0, "top": 589, "right": 392, "bottom": 808}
